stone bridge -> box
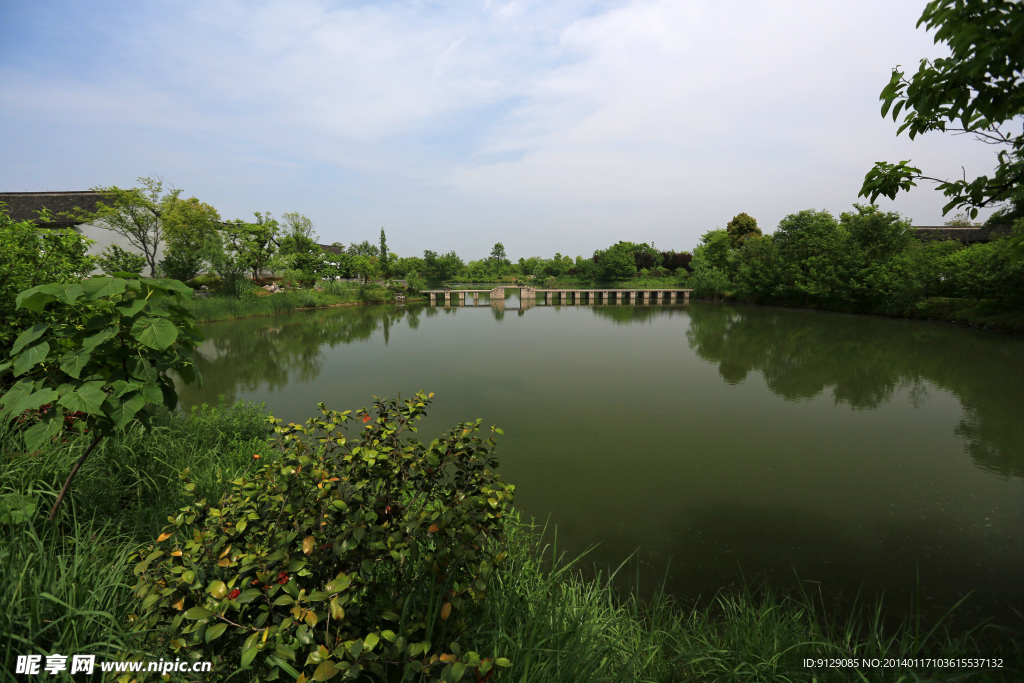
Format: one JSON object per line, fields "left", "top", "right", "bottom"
{"left": 421, "top": 286, "right": 692, "bottom": 309}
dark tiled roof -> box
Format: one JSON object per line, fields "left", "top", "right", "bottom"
{"left": 913, "top": 225, "right": 1011, "bottom": 243}
{"left": 318, "top": 243, "right": 345, "bottom": 255}
{"left": 0, "top": 191, "right": 105, "bottom": 226}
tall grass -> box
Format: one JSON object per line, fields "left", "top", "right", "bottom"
{"left": 469, "top": 516, "right": 1022, "bottom": 682}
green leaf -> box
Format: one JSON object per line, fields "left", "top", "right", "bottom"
{"left": 0, "top": 382, "right": 57, "bottom": 420}
{"left": 58, "top": 350, "right": 92, "bottom": 379}
{"left": 116, "top": 297, "right": 148, "bottom": 318}
{"left": 363, "top": 633, "right": 379, "bottom": 652}
{"left": 110, "top": 392, "right": 146, "bottom": 430}
{"left": 24, "top": 418, "right": 62, "bottom": 452}
{"left": 81, "top": 277, "right": 127, "bottom": 300}
{"left": 59, "top": 284, "right": 86, "bottom": 305}
{"left": 131, "top": 317, "right": 180, "bottom": 350}
{"left": 81, "top": 327, "right": 118, "bottom": 353}
{"left": 0, "top": 493, "right": 38, "bottom": 525}
{"left": 325, "top": 572, "right": 351, "bottom": 593}
{"left": 495, "top": 658, "right": 511, "bottom": 667}
{"left": 236, "top": 588, "right": 262, "bottom": 604}
{"left": 11, "top": 324, "right": 49, "bottom": 356}
{"left": 184, "top": 606, "right": 214, "bottom": 620}
{"left": 311, "top": 661, "right": 339, "bottom": 681}
{"left": 13, "top": 342, "right": 50, "bottom": 377}
{"left": 240, "top": 643, "right": 259, "bottom": 668}
{"left": 57, "top": 381, "right": 107, "bottom": 415}
{"left": 207, "top": 580, "right": 228, "bottom": 599}
{"left": 205, "top": 622, "right": 228, "bottom": 642}
{"left": 15, "top": 284, "right": 66, "bottom": 312}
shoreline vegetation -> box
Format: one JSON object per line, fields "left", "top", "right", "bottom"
{"left": 1, "top": 402, "right": 1021, "bottom": 682}
{"left": 183, "top": 276, "right": 1024, "bottom": 336}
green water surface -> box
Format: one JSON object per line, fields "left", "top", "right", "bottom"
{"left": 177, "top": 293, "right": 1024, "bottom": 627}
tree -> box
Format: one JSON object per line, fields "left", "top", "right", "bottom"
{"left": 160, "top": 197, "right": 222, "bottom": 281}
{"left": 598, "top": 243, "right": 637, "bottom": 280}
{"left": 859, "top": 0, "right": 1024, "bottom": 221}
{"left": 278, "top": 212, "right": 325, "bottom": 278}
{"left": 379, "top": 228, "right": 390, "bottom": 276}
{"left": 349, "top": 240, "right": 379, "bottom": 258}
{"left": 773, "top": 209, "right": 857, "bottom": 300}
{"left": 222, "top": 212, "right": 281, "bottom": 280}
{"left": 163, "top": 196, "right": 222, "bottom": 257}
{"left": 726, "top": 212, "right": 762, "bottom": 248}
{"left": 435, "top": 251, "right": 465, "bottom": 280}
{"left": 839, "top": 203, "right": 915, "bottom": 265}
{"left": 351, "top": 254, "right": 382, "bottom": 283}
{"left": 488, "top": 243, "right": 510, "bottom": 273}
{"left": 66, "top": 175, "right": 181, "bottom": 277}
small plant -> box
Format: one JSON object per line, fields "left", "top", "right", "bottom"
{"left": 133, "top": 392, "right": 514, "bottom": 682}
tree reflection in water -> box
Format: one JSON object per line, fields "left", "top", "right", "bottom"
{"left": 663, "top": 303, "right": 1024, "bottom": 478}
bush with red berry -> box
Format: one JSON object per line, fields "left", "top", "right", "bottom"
{"left": 132, "top": 391, "right": 514, "bottom": 682}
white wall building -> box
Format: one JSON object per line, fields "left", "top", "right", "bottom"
{"left": 0, "top": 191, "right": 165, "bottom": 274}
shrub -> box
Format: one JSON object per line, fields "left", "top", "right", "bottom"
{"left": 159, "top": 247, "right": 206, "bottom": 282}
{"left": 358, "top": 283, "right": 389, "bottom": 302}
{"left": 96, "top": 244, "right": 147, "bottom": 276}
{"left": 132, "top": 392, "right": 515, "bottom": 682}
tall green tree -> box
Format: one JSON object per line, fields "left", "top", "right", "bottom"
{"left": 67, "top": 175, "right": 181, "bottom": 277}
{"left": 161, "top": 196, "right": 222, "bottom": 281}
{"left": 278, "top": 212, "right": 325, "bottom": 277}
{"left": 488, "top": 242, "right": 510, "bottom": 273}
{"left": 859, "top": 0, "right": 1024, "bottom": 222}
{"left": 379, "top": 228, "right": 390, "bottom": 276}
{"left": 221, "top": 212, "right": 281, "bottom": 280}
{"left": 597, "top": 243, "right": 637, "bottom": 280}
{"left": 726, "top": 212, "right": 762, "bottom": 248}
{"left": 773, "top": 209, "right": 857, "bottom": 301}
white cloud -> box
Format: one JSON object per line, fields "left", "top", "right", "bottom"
{"left": 0, "top": 0, "right": 1006, "bottom": 257}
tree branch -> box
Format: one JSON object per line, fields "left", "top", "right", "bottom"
{"left": 48, "top": 433, "right": 104, "bottom": 522}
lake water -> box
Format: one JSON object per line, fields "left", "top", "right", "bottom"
{"left": 178, "top": 291, "right": 1024, "bottom": 628}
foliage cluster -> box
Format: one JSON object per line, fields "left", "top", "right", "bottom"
{"left": 0, "top": 206, "right": 96, "bottom": 350}
{"left": 132, "top": 393, "right": 515, "bottom": 682}
{"left": 0, "top": 276, "right": 203, "bottom": 519}
{"left": 688, "top": 204, "right": 1024, "bottom": 314}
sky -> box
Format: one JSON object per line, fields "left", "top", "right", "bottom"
{"left": 0, "top": 0, "right": 1004, "bottom": 261}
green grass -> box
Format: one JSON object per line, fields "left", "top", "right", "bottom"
{"left": 1, "top": 404, "right": 1020, "bottom": 682}
{"left": 470, "top": 518, "right": 1022, "bottom": 682}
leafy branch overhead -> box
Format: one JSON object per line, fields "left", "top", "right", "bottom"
{"left": 859, "top": 0, "right": 1024, "bottom": 218}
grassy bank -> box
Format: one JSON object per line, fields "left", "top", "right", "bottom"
{"left": 2, "top": 404, "right": 1020, "bottom": 681}
{"left": 183, "top": 281, "right": 427, "bottom": 323}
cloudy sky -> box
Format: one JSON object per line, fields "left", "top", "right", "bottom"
{"left": 0, "top": 0, "right": 1001, "bottom": 261}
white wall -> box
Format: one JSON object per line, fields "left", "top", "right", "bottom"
{"left": 74, "top": 222, "right": 166, "bottom": 275}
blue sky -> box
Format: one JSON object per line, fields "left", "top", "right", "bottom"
{"left": 0, "top": 0, "right": 1002, "bottom": 261}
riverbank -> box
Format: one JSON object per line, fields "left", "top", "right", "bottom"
{"left": 184, "top": 287, "right": 428, "bottom": 323}
{"left": 2, "top": 402, "right": 1020, "bottom": 681}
